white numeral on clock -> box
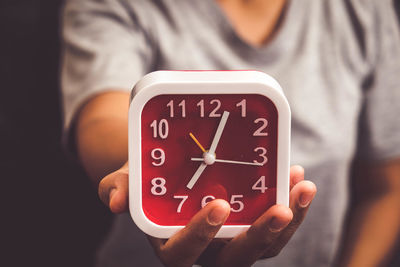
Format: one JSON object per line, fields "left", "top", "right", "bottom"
{"left": 209, "top": 99, "right": 222, "bottom": 117}
{"left": 252, "top": 176, "right": 268, "bottom": 193}
{"left": 151, "top": 148, "right": 165, "bottom": 166}
{"left": 230, "top": 195, "right": 244, "bottom": 212}
{"left": 166, "top": 100, "right": 174, "bottom": 117}
{"left": 150, "top": 177, "right": 167, "bottom": 195}
{"left": 173, "top": 195, "right": 188, "bottom": 213}
{"left": 236, "top": 99, "right": 246, "bottom": 117}
{"left": 254, "top": 147, "right": 268, "bottom": 165}
{"left": 150, "top": 119, "right": 169, "bottom": 139}
{"left": 197, "top": 99, "right": 222, "bottom": 117}
{"left": 201, "top": 195, "right": 216, "bottom": 208}
{"left": 167, "top": 100, "right": 186, "bottom": 118}
{"left": 201, "top": 195, "right": 244, "bottom": 212}
{"left": 197, "top": 100, "right": 205, "bottom": 117}
{"left": 253, "top": 118, "right": 268, "bottom": 136}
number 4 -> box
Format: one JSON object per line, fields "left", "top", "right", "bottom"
{"left": 252, "top": 176, "right": 268, "bottom": 193}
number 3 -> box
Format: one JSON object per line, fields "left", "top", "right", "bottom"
{"left": 253, "top": 147, "right": 268, "bottom": 165}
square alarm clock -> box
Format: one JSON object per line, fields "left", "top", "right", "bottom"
{"left": 128, "top": 70, "right": 291, "bottom": 238}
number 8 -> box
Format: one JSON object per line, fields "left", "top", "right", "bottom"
{"left": 151, "top": 177, "right": 167, "bottom": 195}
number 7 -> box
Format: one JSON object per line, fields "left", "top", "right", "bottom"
{"left": 173, "top": 195, "right": 188, "bottom": 213}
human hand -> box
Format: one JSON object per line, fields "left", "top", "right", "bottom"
{"left": 98, "top": 164, "right": 316, "bottom": 267}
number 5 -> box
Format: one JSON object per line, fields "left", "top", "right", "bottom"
{"left": 230, "top": 195, "right": 244, "bottom": 212}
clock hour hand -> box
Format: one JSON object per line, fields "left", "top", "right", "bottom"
{"left": 189, "top": 132, "right": 206, "bottom": 153}
{"left": 186, "top": 163, "right": 207, "bottom": 189}
{"left": 191, "top": 158, "right": 263, "bottom": 166}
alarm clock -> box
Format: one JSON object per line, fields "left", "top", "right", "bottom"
{"left": 128, "top": 70, "right": 290, "bottom": 238}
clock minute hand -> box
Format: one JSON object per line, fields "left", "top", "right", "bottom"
{"left": 208, "top": 111, "right": 230, "bottom": 154}
{"left": 186, "top": 112, "right": 229, "bottom": 190}
{"left": 191, "top": 158, "right": 263, "bottom": 166}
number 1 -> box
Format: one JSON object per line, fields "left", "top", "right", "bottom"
{"left": 236, "top": 99, "right": 246, "bottom": 117}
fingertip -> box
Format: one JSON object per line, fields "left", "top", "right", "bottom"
{"left": 290, "top": 165, "right": 305, "bottom": 189}
{"left": 212, "top": 199, "right": 231, "bottom": 210}
{"left": 290, "top": 165, "right": 304, "bottom": 176}
{"left": 302, "top": 180, "right": 317, "bottom": 192}
{"left": 109, "top": 189, "right": 128, "bottom": 213}
{"left": 273, "top": 204, "right": 294, "bottom": 220}
{"left": 298, "top": 181, "right": 317, "bottom": 208}
{"left": 265, "top": 205, "right": 293, "bottom": 233}
{"left": 207, "top": 199, "right": 230, "bottom": 226}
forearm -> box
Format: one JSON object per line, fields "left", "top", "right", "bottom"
{"left": 336, "top": 160, "right": 400, "bottom": 267}
{"left": 75, "top": 91, "right": 130, "bottom": 184}
{"left": 337, "top": 193, "right": 400, "bottom": 267}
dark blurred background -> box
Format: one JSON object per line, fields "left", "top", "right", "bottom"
{"left": 0, "top": 1, "right": 111, "bottom": 266}
{"left": 0, "top": 1, "right": 399, "bottom": 266}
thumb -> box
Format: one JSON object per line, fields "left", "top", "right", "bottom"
{"left": 98, "top": 162, "right": 129, "bottom": 213}
{"left": 148, "top": 199, "right": 231, "bottom": 267}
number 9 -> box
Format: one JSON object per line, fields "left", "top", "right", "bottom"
{"left": 151, "top": 148, "right": 165, "bottom": 166}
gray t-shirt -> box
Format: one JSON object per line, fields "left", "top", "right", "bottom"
{"left": 61, "top": 0, "right": 400, "bottom": 266}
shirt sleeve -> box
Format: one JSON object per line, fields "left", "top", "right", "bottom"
{"left": 61, "top": 0, "right": 155, "bottom": 135}
{"left": 356, "top": 0, "right": 400, "bottom": 161}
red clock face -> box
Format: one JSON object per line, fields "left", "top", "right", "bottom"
{"left": 141, "top": 94, "right": 278, "bottom": 226}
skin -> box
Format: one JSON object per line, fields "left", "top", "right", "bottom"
{"left": 77, "top": 91, "right": 317, "bottom": 266}
{"left": 335, "top": 159, "right": 400, "bottom": 267}
{"left": 217, "top": 0, "right": 288, "bottom": 46}
{"left": 100, "top": 163, "right": 315, "bottom": 267}
{"left": 74, "top": 0, "right": 400, "bottom": 266}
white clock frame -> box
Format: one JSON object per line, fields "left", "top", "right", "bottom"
{"left": 128, "top": 70, "right": 291, "bottom": 238}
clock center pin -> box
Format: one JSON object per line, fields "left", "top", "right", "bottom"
{"left": 203, "top": 151, "right": 216, "bottom": 165}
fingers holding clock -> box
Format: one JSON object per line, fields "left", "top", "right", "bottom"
{"left": 148, "top": 199, "right": 231, "bottom": 267}
{"left": 98, "top": 162, "right": 129, "bottom": 213}
{"left": 259, "top": 179, "right": 317, "bottom": 259}
{"left": 289, "top": 165, "right": 305, "bottom": 190}
{"left": 214, "top": 204, "right": 293, "bottom": 266}
{"left": 214, "top": 166, "right": 316, "bottom": 266}
{"left": 268, "top": 180, "right": 317, "bottom": 250}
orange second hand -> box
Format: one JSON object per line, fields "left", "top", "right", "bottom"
{"left": 189, "top": 132, "right": 206, "bottom": 153}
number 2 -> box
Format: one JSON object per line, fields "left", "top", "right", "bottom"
{"left": 209, "top": 99, "right": 221, "bottom": 117}
{"left": 253, "top": 118, "right": 268, "bottom": 136}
